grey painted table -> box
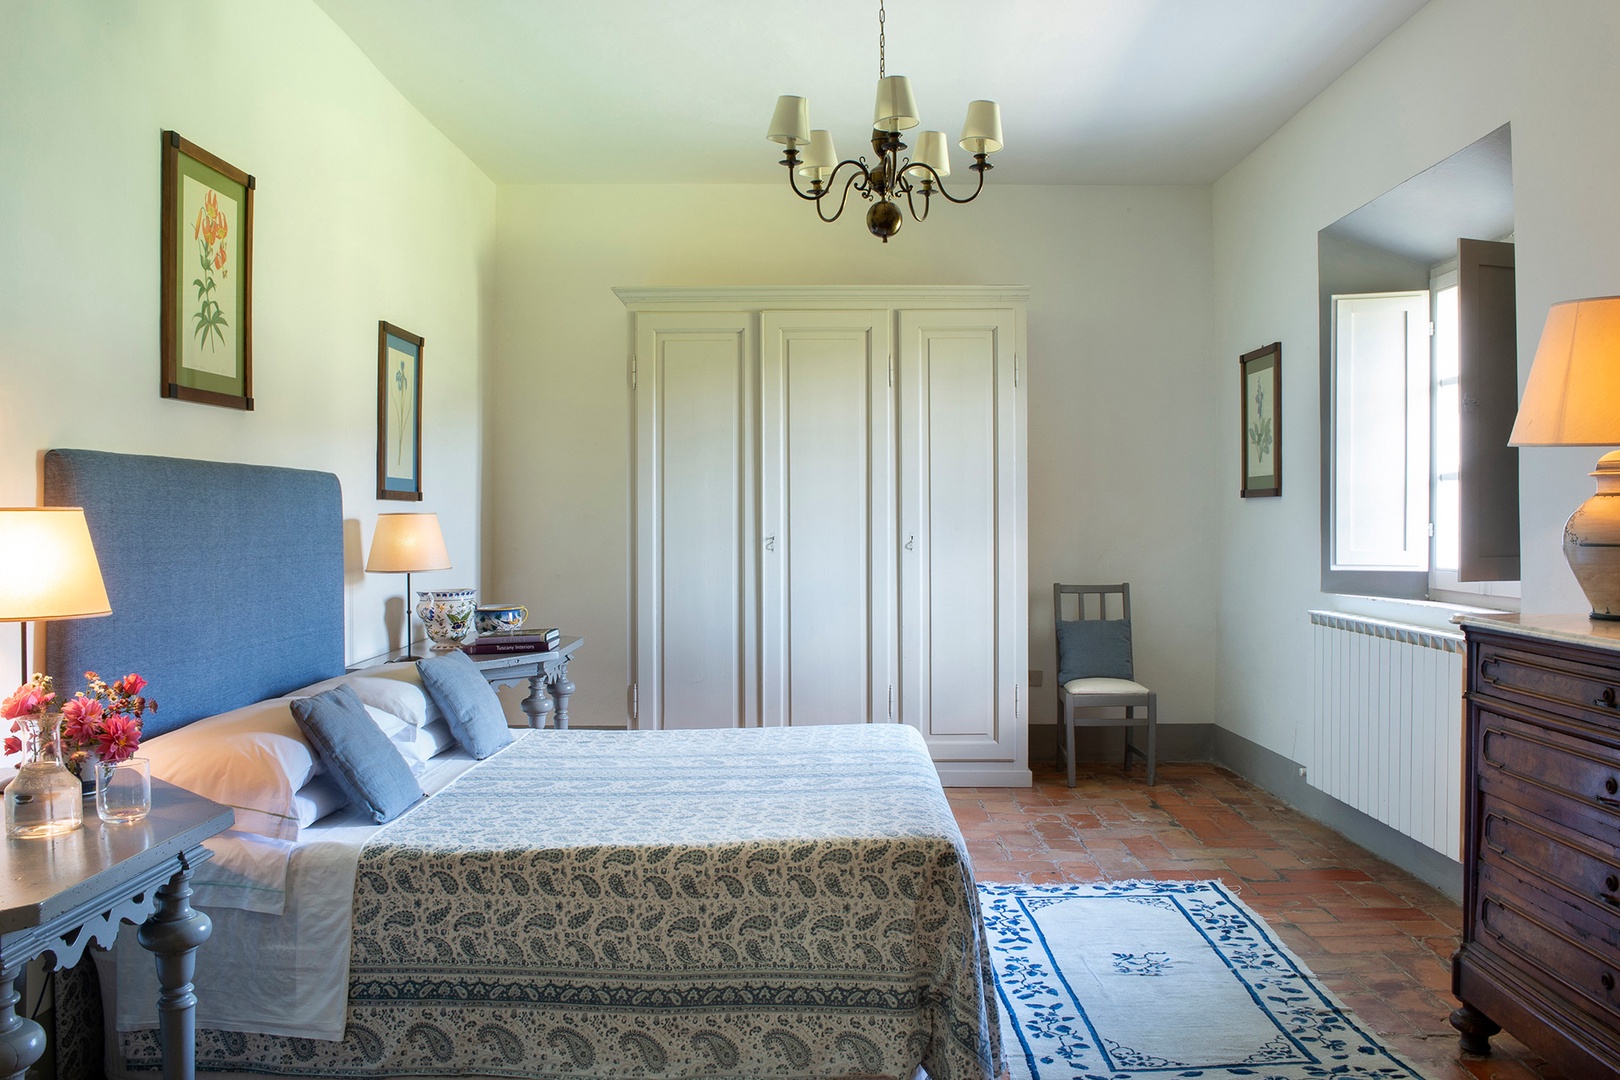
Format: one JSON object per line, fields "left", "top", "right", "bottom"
{"left": 359, "top": 636, "right": 583, "bottom": 728}
{"left": 0, "top": 779, "right": 233, "bottom": 1080}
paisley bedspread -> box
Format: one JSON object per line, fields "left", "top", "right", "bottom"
{"left": 122, "top": 724, "right": 1000, "bottom": 1079}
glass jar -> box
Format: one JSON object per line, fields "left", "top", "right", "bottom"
{"left": 5, "top": 714, "right": 84, "bottom": 839}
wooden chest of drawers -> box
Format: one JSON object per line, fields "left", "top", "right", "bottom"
{"left": 1455, "top": 618, "right": 1620, "bottom": 1080}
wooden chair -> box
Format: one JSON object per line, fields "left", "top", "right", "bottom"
{"left": 1054, "top": 583, "right": 1156, "bottom": 787}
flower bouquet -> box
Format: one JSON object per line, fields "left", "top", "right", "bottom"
{"left": 4, "top": 671, "right": 155, "bottom": 775}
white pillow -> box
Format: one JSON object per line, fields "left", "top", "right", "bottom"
{"left": 292, "top": 774, "right": 351, "bottom": 827}
{"left": 285, "top": 670, "right": 439, "bottom": 727}
{"left": 420, "top": 717, "right": 457, "bottom": 758}
{"left": 141, "top": 699, "right": 319, "bottom": 841}
{"left": 365, "top": 704, "right": 438, "bottom": 773}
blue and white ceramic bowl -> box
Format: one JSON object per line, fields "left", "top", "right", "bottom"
{"left": 475, "top": 603, "right": 528, "bottom": 635}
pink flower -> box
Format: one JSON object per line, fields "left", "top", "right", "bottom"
{"left": 115, "top": 674, "right": 148, "bottom": 696}
{"left": 1, "top": 686, "right": 53, "bottom": 720}
{"left": 61, "top": 697, "right": 103, "bottom": 744}
{"left": 95, "top": 715, "right": 141, "bottom": 763}
{"left": 3, "top": 736, "right": 20, "bottom": 756}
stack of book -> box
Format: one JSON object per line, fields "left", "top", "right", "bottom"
{"left": 462, "top": 626, "right": 561, "bottom": 656}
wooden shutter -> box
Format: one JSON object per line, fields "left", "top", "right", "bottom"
{"left": 1456, "top": 238, "right": 1519, "bottom": 582}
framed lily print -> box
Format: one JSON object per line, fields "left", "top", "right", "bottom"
{"left": 160, "top": 131, "right": 254, "bottom": 409}
{"left": 377, "top": 322, "right": 424, "bottom": 501}
{"left": 1239, "top": 341, "right": 1281, "bottom": 498}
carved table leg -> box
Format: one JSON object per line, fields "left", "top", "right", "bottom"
{"left": 0, "top": 963, "right": 45, "bottom": 1080}
{"left": 549, "top": 662, "right": 575, "bottom": 731}
{"left": 1449, "top": 1002, "right": 1500, "bottom": 1055}
{"left": 521, "top": 674, "right": 555, "bottom": 729}
{"left": 137, "top": 854, "right": 213, "bottom": 1080}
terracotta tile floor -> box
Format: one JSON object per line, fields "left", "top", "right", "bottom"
{"left": 950, "top": 761, "right": 1569, "bottom": 1080}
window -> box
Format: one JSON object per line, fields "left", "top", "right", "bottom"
{"left": 1316, "top": 125, "right": 1518, "bottom": 602}
{"left": 1323, "top": 244, "right": 1519, "bottom": 602}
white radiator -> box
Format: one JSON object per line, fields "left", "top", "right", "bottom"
{"left": 1306, "top": 610, "right": 1465, "bottom": 860}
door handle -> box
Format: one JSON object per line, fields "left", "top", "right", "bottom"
{"left": 764, "top": 535, "right": 776, "bottom": 552}
{"left": 904, "top": 535, "right": 915, "bottom": 551}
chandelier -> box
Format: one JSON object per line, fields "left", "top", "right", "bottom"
{"left": 766, "top": 0, "right": 1003, "bottom": 243}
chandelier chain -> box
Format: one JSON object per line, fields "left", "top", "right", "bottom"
{"left": 878, "top": 0, "right": 886, "bottom": 80}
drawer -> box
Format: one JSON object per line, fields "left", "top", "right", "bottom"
{"left": 1480, "top": 801, "right": 1620, "bottom": 937}
{"left": 1476, "top": 887, "right": 1620, "bottom": 1027}
{"left": 1475, "top": 641, "right": 1620, "bottom": 729}
{"left": 1478, "top": 710, "right": 1620, "bottom": 835}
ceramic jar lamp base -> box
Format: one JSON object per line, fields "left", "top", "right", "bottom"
{"left": 1563, "top": 451, "right": 1620, "bottom": 620}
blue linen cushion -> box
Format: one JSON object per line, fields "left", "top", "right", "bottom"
{"left": 1056, "top": 619, "right": 1134, "bottom": 683}
{"left": 416, "top": 652, "right": 515, "bottom": 759}
{"left": 288, "top": 684, "right": 423, "bottom": 823}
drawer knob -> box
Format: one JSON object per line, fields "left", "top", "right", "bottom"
{"left": 1607, "top": 777, "right": 1620, "bottom": 796}
{"left": 1608, "top": 874, "right": 1620, "bottom": 894}
{"left": 1599, "top": 687, "right": 1619, "bottom": 709}
{"left": 1604, "top": 972, "right": 1616, "bottom": 993}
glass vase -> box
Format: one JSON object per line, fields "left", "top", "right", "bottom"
{"left": 5, "top": 714, "right": 84, "bottom": 839}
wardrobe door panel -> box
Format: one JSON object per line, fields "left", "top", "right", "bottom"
{"left": 634, "top": 313, "right": 756, "bottom": 730}
{"left": 898, "top": 309, "right": 1021, "bottom": 770}
{"left": 760, "top": 311, "right": 894, "bottom": 726}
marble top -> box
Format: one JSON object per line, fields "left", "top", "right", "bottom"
{"left": 1453, "top": 612, "right": 1620, "bottom": 654}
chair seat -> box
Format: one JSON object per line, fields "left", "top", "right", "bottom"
{"left": 1062, "top": 676, "right": 1151, "bottom": 697}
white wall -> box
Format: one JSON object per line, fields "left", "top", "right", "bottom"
{"left": 0, "top": 0, "right": 496, "bottom": 686}
{"left": 1212, "top": 0, "right": 1620, "bottom": 757}
{"left": 489, "top": 183, "right": 1220, "bottom": 728}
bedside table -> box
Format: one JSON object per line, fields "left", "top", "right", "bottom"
{"left": 0, "top": 779, "right": 233, "bottom": 1080}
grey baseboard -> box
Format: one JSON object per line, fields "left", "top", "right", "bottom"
{"left": 1028, "top": 721, "right": 1215, "bottom": 764}
{"left": 1026, "top": 721, "right": 1463, "bottom": 900}
{"left": 1210, "top": 727, "right": 1463, "bottom": 900}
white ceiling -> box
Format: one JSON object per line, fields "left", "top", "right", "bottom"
{"left": 314, "top": 0, "right": 1430, "bottom": 186}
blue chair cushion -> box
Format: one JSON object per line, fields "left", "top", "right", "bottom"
{"left": 1056, "top": 619, "right": 1134, "bottom": 683}
{"left": 289, "top": 684, "right": 422, "bottom": 824}
{"left": 416, "top": 652, "right": 515, "bottom": 759}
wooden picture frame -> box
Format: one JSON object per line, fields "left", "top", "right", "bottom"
{"left": 377, "top": 322, "right": 425, "bottom": 501}
{"left": 1240, "top": 342, "right": 1282, "bottom": 498}
{"left": 160, "top": 131, "right": 254, "bottom": 409}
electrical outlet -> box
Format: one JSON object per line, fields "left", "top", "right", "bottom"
{"left": 1029, "top": 669, "right": 1043, "bottom": 687}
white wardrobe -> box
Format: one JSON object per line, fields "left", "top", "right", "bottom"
{"left": 618, "top": 286, "right": 1029, "bottom": 787}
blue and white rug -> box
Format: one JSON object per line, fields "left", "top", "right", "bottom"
{"left": 979, "top": 880, "right": 1435, "bottom": 1079}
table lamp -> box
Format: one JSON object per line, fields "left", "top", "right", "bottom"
{"left": 1509, "top": 295, "right": 1620, "bottom": 618}
{"left": 0, "top": 508, "right": 112, "bottom": 682}
{"left": 365, "top": 513, "right": 450, "bottom": 660}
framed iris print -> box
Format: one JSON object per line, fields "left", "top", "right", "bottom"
{"left": 160, "top": 131, "right": 254, "bottom": 409}
{"left": 377, "top": 322, "right": 424, "bottom": 501}
{"left": 1240, "top": 341, "right": 1281, "bottom": 498}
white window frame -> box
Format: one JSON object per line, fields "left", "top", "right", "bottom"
{"left": 1425, "top": 262, "right": 1521, "bottom": 606}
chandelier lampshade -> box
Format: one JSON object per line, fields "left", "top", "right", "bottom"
{"left": 767, "top": 0, "right": 1002, "bottom": 242}
{"left": 873, "top": 75, "right": 920, "bottom": 131}
{"left": 960, "top": 100, "right": 1004, "bottom": 154}
{"left": 767, "top": 96, "right": 811, "bottom": 147}
{"left": 907, "top": 131, "right": 950, "bottom": 178}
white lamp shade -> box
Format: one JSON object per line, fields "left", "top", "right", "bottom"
{"left": 366, "top": 513, "right": 451, "bottom": 573}
{"left": 767, "top": 95, "right": 811, "bottom": 147}
{"left": 0, "top": 508, "right": 111, "bottom": 622}
{"left": 797, "top": 129, "right": 839, "bottom": 183}
{"left": 873, "top": 75, "right": 920, "bottom": 131}
{"left": 1509, "top": 295, "right": 1620, "bottom": 446}
{"left": 907, "top": 130, "right": 951, "bottom": 178}
{"left": 959, "top": 100, "right": 1004, "bottom": 154}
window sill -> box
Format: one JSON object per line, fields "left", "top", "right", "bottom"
{"left": 1323, "top": 592, "right": 1513, "bottom": 633}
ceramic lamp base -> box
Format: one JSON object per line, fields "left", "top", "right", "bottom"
{"left": 1563, "top": 451, "right": 1620, "bottom": 619}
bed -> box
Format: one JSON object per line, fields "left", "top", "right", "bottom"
{"left": 43, "top": 449, "right": 1001, "bottom": 1080}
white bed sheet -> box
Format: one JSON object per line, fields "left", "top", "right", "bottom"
{"left": 102, "top": 747, "right": 486, "bottom": 1042}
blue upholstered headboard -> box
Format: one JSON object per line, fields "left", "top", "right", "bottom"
{"left": 44, "top": 449, "right": 346, "bottom": 737}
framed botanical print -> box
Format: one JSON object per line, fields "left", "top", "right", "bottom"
{"left": 1240, "top": 342, "right": 1281, "bottom": 498}
{"left": 377, "top": 322, "right": 424, "bottom": 501}
{"left": 160, "top": 131, "right": 254, "bottom": 409}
